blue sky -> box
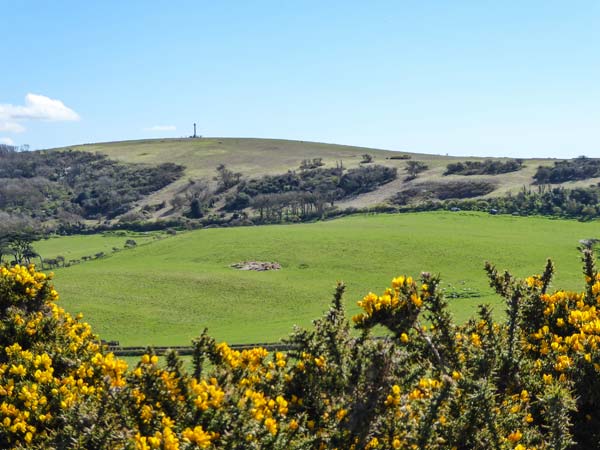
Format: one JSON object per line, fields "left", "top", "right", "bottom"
{"left": 1, "top": 0, "right": 599, "bottom": 158}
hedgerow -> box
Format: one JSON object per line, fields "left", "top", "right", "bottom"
{"left": 3, "top": 250, "right": 600, "bottom": 448}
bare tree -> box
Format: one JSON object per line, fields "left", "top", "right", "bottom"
{"left": 214, "top": 164, "right": 242, "bottom": 192}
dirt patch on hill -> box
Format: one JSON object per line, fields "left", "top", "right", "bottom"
{"left": 230, "top": 261, "right": 282, "bottom": 271}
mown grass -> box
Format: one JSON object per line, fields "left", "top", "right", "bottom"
{"left": 47, "top": 212, "right": 597, "bottom": 347}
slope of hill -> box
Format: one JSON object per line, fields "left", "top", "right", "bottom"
{"left": 2, "top": 137, "right": 597, "bottom": 230}
{"left": 63, "top": 138, "right": 420, "bottom": 215}
{"left": 59, "top": 138, "right": 600, "bottom": 218}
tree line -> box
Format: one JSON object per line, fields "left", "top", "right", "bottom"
{"left": 221, "top": 164, "right": 397, "bottom": 222}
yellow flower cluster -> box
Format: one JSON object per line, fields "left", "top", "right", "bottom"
{"left": 134, "top": 425, "right": 180, "bottom": 450}
{"left": 384, "top": 384, "right": 402, "bottom": 407}
{"left": 0, "top": 264, "right": 51, "bottom": 300}
{"left": 526, "top": 282, "right": 600, "bottom": 381}
{"left": 352, "top": 276, "right": 424, "bottom": 325}
{"left": 408, "top": 377, "right": 442, "bottom": 401}
{"left": 216, "top": 342, "right": 269, "bottom": 371}
{"left": 239, "top": 389, "right": 289, "bottom": 435}
{"left": 190, "top": 378, "right": 224, "bottom": 411}
{"left": 181, "top": 425, "right": 217, "bottom": 448}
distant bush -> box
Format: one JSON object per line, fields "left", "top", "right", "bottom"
{"left": 440, "top": 185, "right": 600, "bottom": 220}
{"left": 0, "top": 149, "right": 184, "bottom": 221}
{"left": 231, "top": 165, "right": 396, "bottom": 222}
{"left": 214, "top": 164, "right": 241, "bottom": 193}
{"left": 223, "top": 192, "right": 251, "bottom": 212}
{"left": 392, "top": 180, "right": 495, "bottom": 205}
{"left": 360, "top": 153, "right": 374, "bottom": 163}
{"left": 404, "top": 161, "right": 429, "bottom": 181}
{"left": 436, "top": 180, "right": 496, "bottom": 199}
{"left": 534, "top": 156, "right": 600, "bottom": 184}
{"left": 299, "top": 158, "right": 324, "bottom": 170}
{"left": 444, "top": 159, "right": 523, "bottom": 176}
{"left": 339, "top": 165, "right": 397, "bottom": 196}
{"left": 124, "top": 239, "right": 137, "bottom": 248}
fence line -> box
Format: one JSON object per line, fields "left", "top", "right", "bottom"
{"left": 108, "top": 342, "right": 295, "bottom": 357}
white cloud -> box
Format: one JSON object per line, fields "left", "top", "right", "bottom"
{"left": 0, "top": 137, "right": 15, "bottom": 145}
{"left": 0, "top": 93, "right": 80, "bottom": 135}
{"left": 0, "top": 93, "right": 80, "bottom": 122}
{"left": 0, "top": 122, "right": 25, "bottom": 133}
{"left": 145, "top": 125, "right": 177, "bottom": 132}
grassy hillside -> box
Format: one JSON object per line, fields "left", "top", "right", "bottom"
{"left": 55, "top": 137, "right": 594, "bottom": 216}
{"left": 34, "top": 231, "right": 163, "bottom": 264}
{"left": 67, "top": 138, "right": 407, "bottom": 179}
{"left": 45, "top": 211, "right": 595, "bottom": 346}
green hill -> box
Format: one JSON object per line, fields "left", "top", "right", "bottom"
{"left": 0, "top": 138, "right": 600, "bottom": 234}
{"left": 2, "top": 137, "right": 600, "bottom": 232}
{"left": 52, "top": 137, "right": 597, "bottom": 221}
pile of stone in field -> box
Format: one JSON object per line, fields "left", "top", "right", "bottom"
{"left": 230, "top": 261, "right": 281, "bottom": 271}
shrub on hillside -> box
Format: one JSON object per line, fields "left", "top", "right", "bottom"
{"left": 534, "top": 156, "right": 600, "bottom": 184}
{"left": 5, "top": 252, "right": 600, "bottom": 448}
{"left": 392, "top": 180, "right": 495, "bottom": 205}
{"left": 299, "top": 158, "right": 324, "bottom": 170}
{"left": 434, "top": 185, "right": 600, "bottom": 220}
{"left": 404, "top": 160, "right": 428, "bottom": 181}
{"left": 230, "top": 165, "right": 397, "bottom": 221}
{"left": 0, "top": 149, "right": 184, "bottom": 222}
{"left": 444, "top": 159, "right": 523, "bottom": 176}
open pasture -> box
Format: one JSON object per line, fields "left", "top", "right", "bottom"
{"left": 34, "top": 231, "right": 163, "bottom": 265}
{"left": 47, "top": 212, "right": 598, "bottom": 346}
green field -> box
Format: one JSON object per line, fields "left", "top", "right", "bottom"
{"left": 34, "top": 231, "right": 163, "bottom": 264}
{"left": 43, "top": 212, "right": 599, "bottom": 347}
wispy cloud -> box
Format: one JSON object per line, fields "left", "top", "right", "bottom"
{"left": 0, "top": 122, "right": 25, "bottom": 133}
{"left": 0, "top": 93, "right": 80, "bottom": 135}
{"left": 145, "top": 125, "right": 177, "bottom": 132}
{"left": 0, "top": 137, "right": 15, "bottom": 145}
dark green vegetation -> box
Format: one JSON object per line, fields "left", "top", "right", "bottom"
{"left": 448, "top": 185, "right": 600, "bottom": 220}
{"left": 444, "top": 158, "right": 523, "bottom": 176}
{"left": 0, "top": 145, "right": 183, "bottom": 226}
{"left": 223, "top": 164, "right": 397, "bottom": 219}
{"left": 393, "top": 184, "right": 600, "bottom": 222}
{"left": 392, "top": 180, "right": 496, "bottom": 204}
{"left": 0, "top": 226, "right": 39, "bottom": 266}
{"left": 534, "top": 156, "right": 600, "bottom": 184}
{"left": 41, "top": 212, "right": 597, "bottom": 347}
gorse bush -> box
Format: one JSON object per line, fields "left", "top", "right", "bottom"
{"left": 4, "top": 252, "right": 600, "bottom": 448}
